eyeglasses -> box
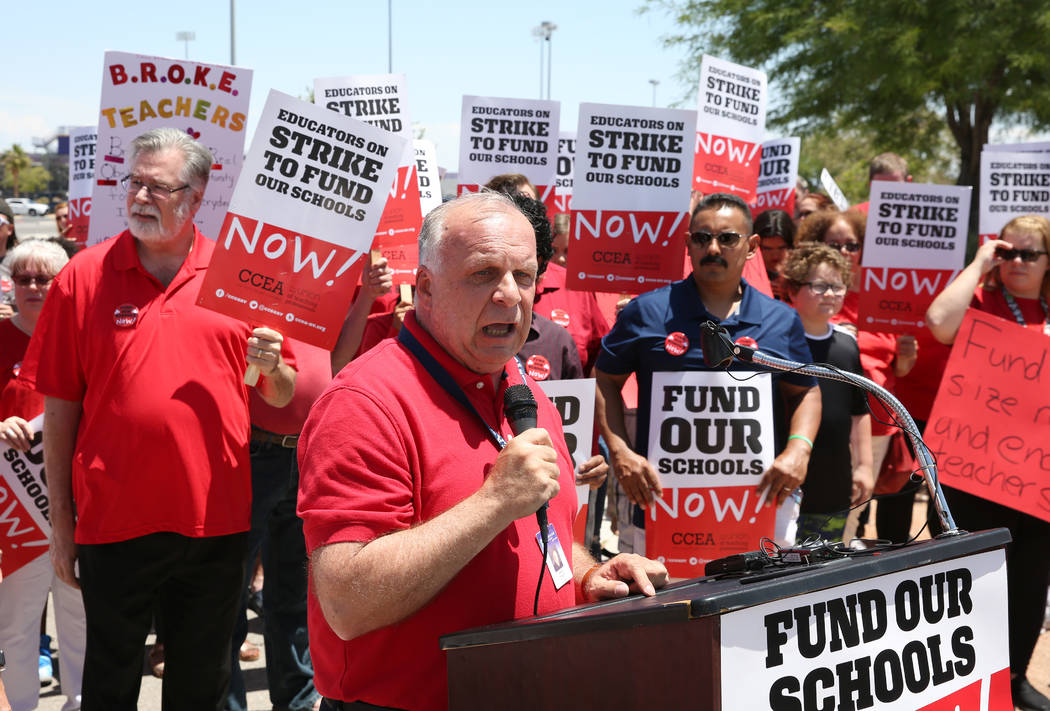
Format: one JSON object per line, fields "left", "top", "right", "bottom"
{"left": 12, "top": 273, "right": 54, "bottom": 287}
{"left": 826, "top": 241, "right": 862, "bottom": 253}
{"left": 120, "top": 176, "right": 191, "bottom": 200}
{"left": 802, "top": 281, "right": 847, "bottom": 296}
{"left": 995, "top": 246, "right": 1048, "bottom": 263}
{"left": 690, "top": 231, "right": 745, "bottom": 248}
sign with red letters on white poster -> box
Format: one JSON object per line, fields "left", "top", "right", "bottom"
{"left": 569, "top": 102, "right": 696, "bottom": 294}
{"left": 693, "top": 54, "right": 766, "bottom": 202}
{"left": 858, "top": 181, "right": 970, "bottom": 333}
{"left": 646, "top": 371, "right": 776, "bottom": 578}
{"left": 90, "top": 51, "right": 251, "bottom": 245}
{"left": 0, "top": 416, "right": 50, "bottom": 580}
{"left": 721, "top": 549, "right": 1011, "bottom": 710}
{"left": 315, "top": 73, "right": 421, "bottom": 285}
{"left": 751, "top": 137, "right": 799, "bottom": 217}
{"left": 457, "top": 95, "right": 559, "bottom": 195}
{"left": 67, "top": 126, "right": 97, "bottom": 246}
{"left": 196, "top": 90, "right": 404, "bottom": 349}
{"left": 413, "top": 139, "right": 442, "bottom": 217}
{"left": 979, "top": 150, "right": 1050, "bottom": 243}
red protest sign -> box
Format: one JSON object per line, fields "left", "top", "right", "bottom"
{"left": 925, "top": 309, "right": 1050, "bottom": 522}
{"left": 198, "top": 212, "right": 365, "bottom": 349}
{"left": 197, "top": 90, "right": 403, "bottom": 350}
{"left": 648, "top": 486, "right": 776, "bottom": 578}
{"left": 372, "top": 164, "right": 422, "bottom": 285}
{"left": 0, "top": 422, "right": 51, "bottom": 579}
{"left": 567, "top": 209, "right": 688, "bottom": 294}
{"left": 693, "top": 133, "right": 762, "bottom": 202}
{"left": 750, "top": 138, "right": 799, "bottom": 218}
{"left": 857, "top": 267, "right": 958, "bottom": 334}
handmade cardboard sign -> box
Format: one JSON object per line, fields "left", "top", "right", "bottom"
{"left": 90, "top": 51, "right": 251, "bottom": 245}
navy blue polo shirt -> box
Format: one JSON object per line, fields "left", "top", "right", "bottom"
{"left": 597, "top": 275, "right": 816, "bottom": 457}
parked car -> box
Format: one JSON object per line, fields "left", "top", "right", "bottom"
{"left": 5, "top": 198, "right": 49, "bottom": 216}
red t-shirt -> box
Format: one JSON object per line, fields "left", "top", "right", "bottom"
{"left": 971, "top": 286, "right": 1048, "bottom": 334}
{"left": 21, "top": 229, "right": 288, "bottom": 544}
{"left": 0, "top": 319, "right": 42, "bottom": 420}
{"left": 250, "top": 337, "right": 331, "bottom": 435}
{"left": 534, "top": 263, "right": 609, "bottom": 372}
{"left": 297, "top": 313, "right": 578, "bottom": 711}
{"left": 833, "top": 291, "right": 900, "bottom": 435}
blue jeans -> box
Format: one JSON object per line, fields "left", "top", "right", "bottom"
{"left": 226, "top": 440, "right": 318, "bottom": 711}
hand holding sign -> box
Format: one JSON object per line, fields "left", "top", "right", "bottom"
{"left": 574, "top": 454, "right": 609, "bottom": 489}
{"left": 0, "top": 415, "right": 34, "bottom": 452}
{"left": 244, "top": 326, "right": 286, "bottom": 386}
{"left": 610, "top": 445, "right": 663, "bottom": 508}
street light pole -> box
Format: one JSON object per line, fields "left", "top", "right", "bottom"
{"left": 532, "top": 22, "right": 558, "bottom": 100}
{"left": 649, "top": 79, "right": 660, "bottom": 107}
{"left": 175, "top": 31, "right": 195, "bottom": 60}
{"left": 388, "top": 0, "right": 393, "bottom": 73}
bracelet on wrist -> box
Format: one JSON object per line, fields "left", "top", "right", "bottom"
{"left": 787, "top": 434, "right": 814, "bottom": 449}
{"left": 580, "top": 564, "right": 603, "bottom": 600}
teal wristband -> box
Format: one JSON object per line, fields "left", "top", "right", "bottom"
{"left": 788, "top": 434, "right": 814, "bottom": 449}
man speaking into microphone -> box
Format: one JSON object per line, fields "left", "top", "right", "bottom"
{"left": 297, "top": 191, "right": 667, "bottom": 711}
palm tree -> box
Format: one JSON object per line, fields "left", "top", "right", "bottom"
{"left": 2, "top": 145, "right": 32, "bottom": 197}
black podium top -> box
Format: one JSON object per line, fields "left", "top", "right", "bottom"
{"left": 440, "top": 529, "right": 1011, "bottom": 650}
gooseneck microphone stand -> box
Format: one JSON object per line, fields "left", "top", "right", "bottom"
{"left": 699, "top": 321, "right": 961, "bottom": 537}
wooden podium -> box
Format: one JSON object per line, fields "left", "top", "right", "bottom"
{"left": 441, "top": 529, "right": 1011, "bottom": 710}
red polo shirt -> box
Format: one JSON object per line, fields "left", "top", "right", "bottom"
{"left": 250, "top": 338, "right": 331, "bottom": 435}
{"left": 534, "top": 262, "right": 609, "bottom": 372}
{"left": 298, "top": 312, "right": 577, "bottom": 711}
{"left": 0, "top": 320, "right": 41, "bottom": 420}
{"left": 21, "top": 229, "right": 285, "bottom": 544}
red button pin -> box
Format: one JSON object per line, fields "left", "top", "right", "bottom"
{"left": 664, "top": 331, "right": 689, "bottom": 356}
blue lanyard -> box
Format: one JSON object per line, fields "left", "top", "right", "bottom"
{"left": 398, "top": 326, "right": 529, "bottom": 450}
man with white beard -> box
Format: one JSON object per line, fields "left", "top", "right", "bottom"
{"left": 20, "top": 127, "right": 297, "bottom": 711}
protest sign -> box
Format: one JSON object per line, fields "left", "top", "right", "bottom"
{"left": 979, "top": 150, "right": 1050, "bottom": 243}
{"left": 537, "top": 378, "right": 595, "bottom": 511}
{"left": 751, "top": 137, "right": 799, "bottom": 217}
{"left": 413, "top": 139, "right": 442, "bottom": 217}
{"left": 196, "top": 90, "right": 404, "bottom": 349}
{"left": 554, "top": 131, "right": 575, "bottom": 197}
{"left": 984, "top": 140, "right": 1050, "bottom": 153}
{"left": 858, "top": 182, "right": 971, "bottom": 333}
{"left": 721, "top": 549, "right": 1011, "bottom": 710}
{"left": 457, "top": 95, "right": 559, "bottom": 195}
{"left": 926, "top": 309, "right": 1050, "bottom": 522}
{"left": 693, "top": 54, "right": 766, "bottom": 202}
{"left": 645, "top": 371, "right": 777, "bottom": 577}
{"left": 316, "top": 73, "right": 421, "bottom": 285}
{"left": 0, "top": 416, "right": 50, "bottom": 580}
{"left": 89, "top": 51, "right": 251, "bottom": 245}
{"left": 821, "top": 168, "right": 851, "bottom": 211}
{"left": 67, "top": 126, "right": 96, "bottom": 245}
{"left": 569, "top": 102, "right": 696, "bottom": 294}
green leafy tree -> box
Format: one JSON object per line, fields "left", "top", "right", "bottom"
{"left": 2, "top": 145, "right": 33, "bottom": 197}
{"left": 652, "top": 0, "right": 1050, "bottom": 190}
{"left": 4, "top": 164, "right": 52, "bottom": 196}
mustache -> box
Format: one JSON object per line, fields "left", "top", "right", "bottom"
{"left": 700, "top": 255, "right": 728, "bottom": 267}
{"left": 130, "top": 206, "right": 161, "bottom": 219}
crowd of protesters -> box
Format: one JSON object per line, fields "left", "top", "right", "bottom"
{"left": 0, "top": 135, "right": 1048, "bottom": 711}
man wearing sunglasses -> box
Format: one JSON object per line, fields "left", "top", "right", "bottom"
{"left": 596, "top": 193, "right": 821, "bottom": 552}
{"left": 20, "top": 127, "right": 297, "bottom": 710}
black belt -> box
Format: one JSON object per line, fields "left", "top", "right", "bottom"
{"left": 250, "top": 426, "right": 299, "bottom": 448}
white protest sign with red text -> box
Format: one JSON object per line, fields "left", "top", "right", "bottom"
{"left": 751, "top": 137, "right": 799, "bottom": 217}
{"left": 457, "top": 95, "right": 559, "bottom": 195}
{"left": 645, "top": 371, "right": 776, "bottom": 578}
{"left": 0, "top": 416, "right": 50, "bottom": 580}
{"left": 859, "top": 182, "right": 970, "bottom": 333}
{"left": 569, "top": 102, "right": 696, "bottom": 294}
{"left": 537, "top": 378, "right": 595, "bottom": 524}
{"left": 554, "top": 131, "right": 575, "bottom": 197}
{"left": 413, "top": 139, "right": 442, "bottom": 217}
{"left": 315, "top": 73, "right": 421, "bottom": 285}
{"left": 90, "top": 51, "right": 251, "bottom": 245}
{"left": 721, "top": 549, "right": 1011, "bottom": 710}
{"left": 196, "top": 90, "right": 404, "bottom": 350}
{"left": 979, "top": 150, "right": 1050, "bottom": 242}
{"left": 67, "top": 126, "right": 96, "bottom": 246}
{"left": 693, "top": 54, "right": 766, "bottom": 202}
{"left": 926, "top": 309, "right": 1050, "bottom": 522}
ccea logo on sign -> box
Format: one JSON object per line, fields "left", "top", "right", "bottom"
{"left": 665, "top": 331, "right": 689, "bottom": 356}
{"left": 113, "top": 304, "right": 139, "bottom": 328}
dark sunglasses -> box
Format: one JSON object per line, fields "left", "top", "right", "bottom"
{"left": 690, "top": 231, "right": 745, "bottom": 248}
{"left": 995, "top": 246, "right": 1048, "bottom": 263}
{"left": 826, "top": 241, "right": 862, "bottom": 253}
{"left": 12, "top": 273, "right": 54, "bottom": 287}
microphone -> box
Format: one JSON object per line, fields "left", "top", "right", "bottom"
{"left": 503, "top": 385, "right": 548, "bottom": 539}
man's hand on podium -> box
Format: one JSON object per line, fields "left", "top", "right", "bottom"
{"left": 578, "top": 553, "right": 668, "bottom": 603}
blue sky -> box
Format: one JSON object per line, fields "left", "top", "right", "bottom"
{"left": 4, "top": 0, "right": 692, "bottom": 172}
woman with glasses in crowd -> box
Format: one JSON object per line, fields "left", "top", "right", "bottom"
{"left": 0, "top": 239, "right": 85, "bottom": 711}
{"left": 925, "top": 214, "right": 1050, "bottom": 711}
